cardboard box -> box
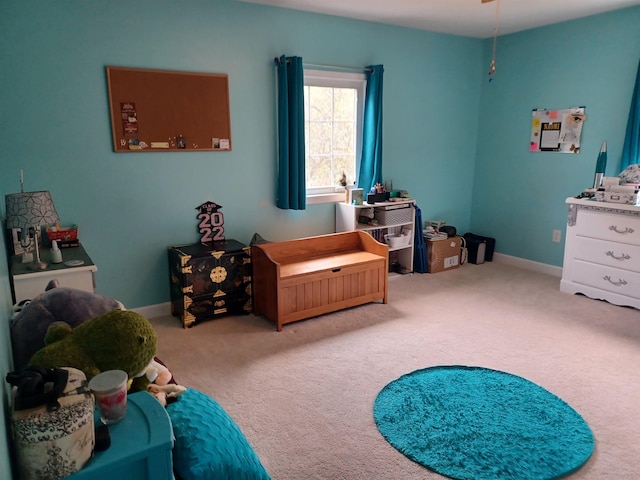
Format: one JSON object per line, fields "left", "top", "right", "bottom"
{"left": 427, "top": 236, "right": 461, "bottom": 273}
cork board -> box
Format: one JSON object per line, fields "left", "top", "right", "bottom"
{"left": 106, "top": 66, "right": 232, "bottom": 152}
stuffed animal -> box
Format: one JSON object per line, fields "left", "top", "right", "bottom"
{"left": 141, "top": 358, "right": 187, "bottom": 406}
{"left": 136, "top": 358, "right": 174, "bottom": 386}
{"left": 147, "top": 384, "right": 187, "bottom": 407}
{"left": 28, "top": 310, "right": 157, "bottom": 393}
{"left": 11, "top": 284, "right": 124, "bottom": 370}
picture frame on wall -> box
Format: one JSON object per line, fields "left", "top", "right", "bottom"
{"left": 9, "top": 228, "right": 34, "bottom": 256}
{"left": 349, "top": 188, "right": 364, "bottom": 205}
{"left": 530, "top": 107, "right": 586, "bottom": 154}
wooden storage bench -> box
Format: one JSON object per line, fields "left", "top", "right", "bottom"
{"left": 252, "top": 231, "right": 388, "bottom": 331}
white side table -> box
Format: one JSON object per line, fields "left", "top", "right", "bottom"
{"left": 10, "top": 243, "right": 97, "bottom": 303}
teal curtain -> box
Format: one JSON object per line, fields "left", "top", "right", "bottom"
{"left": 358, "top": 65, "right": 384, "bottom": 193}
{"left": 276, "top": 55, "right": 306, "bottom": 210}
{"left": 413, "top": 204, "right": 428, "bottom": 273}
{"left": 621, "top": 59, "right": 640, "bottom": 170}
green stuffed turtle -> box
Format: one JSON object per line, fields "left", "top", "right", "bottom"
{"left": 28, "top": 310, "right": 157, "bottom": 393}
{"left": 11, "top": 285, "right": 124, "bottom": 370}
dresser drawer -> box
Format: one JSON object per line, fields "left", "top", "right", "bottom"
{"left": 173, "top": 291, "right": 252, "bottom": 327}
{"left": 575, "top": 210, "right": 640, "bottom": 245}
{"left": 573, "top": 236, "right": 640, "bottom": 272}
{"left": 172, "top": 250, "right": 251, "bottom": 297}
{"left": 570, "top": 259, "right": 640, "bottom": 299}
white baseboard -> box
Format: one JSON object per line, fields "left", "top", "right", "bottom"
{"left": 132, "top": 302, "right": 171, "bottom": 319}
{"left": 492, "top": 253, "right": 562, "bottom": 278}
{"left": 131, "top": 256, "right": 562, "bottom": 315}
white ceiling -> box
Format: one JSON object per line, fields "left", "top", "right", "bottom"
{"left": 237, "top": 0, "right": 640, "bottom": 39}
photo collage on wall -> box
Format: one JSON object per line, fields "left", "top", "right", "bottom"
{"left": 530, "top": 107, "right": 586, "bottom": 153}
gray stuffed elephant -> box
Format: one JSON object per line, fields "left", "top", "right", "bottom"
{"left": 10, "top": 282, "right": 123, "bottom": 370}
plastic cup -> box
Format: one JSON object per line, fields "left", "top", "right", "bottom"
{"left": 88, "top": 370, "right": 128, "bottom": 424}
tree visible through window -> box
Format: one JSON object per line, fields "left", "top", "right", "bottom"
{"left": 304, "top": 70, "right": 366, "bottom": 196}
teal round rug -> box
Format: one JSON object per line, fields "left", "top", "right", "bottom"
{"left": 373, "top": 366, "right": 594, "bottom": 480}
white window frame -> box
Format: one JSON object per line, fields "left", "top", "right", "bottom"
{"left": 304, "top": 69, "right": 366, "bottom": 204}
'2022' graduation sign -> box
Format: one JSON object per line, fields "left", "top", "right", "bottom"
{"left": 197, "top": 201, "right": 224, "bottom": 243}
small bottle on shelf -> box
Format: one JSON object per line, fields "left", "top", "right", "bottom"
{"left": 50, "top": 240, "right": 63, "bottom": 264}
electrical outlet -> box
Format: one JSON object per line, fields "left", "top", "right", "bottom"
{"left": 552, "top": 229, "right": 562, "bottom": 243}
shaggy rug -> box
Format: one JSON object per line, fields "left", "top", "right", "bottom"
{"left": 373, "top": 365, "right": 594, "bottom": 480}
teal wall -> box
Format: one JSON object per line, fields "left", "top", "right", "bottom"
{"left": 473, "top": 8, "right": 640, "bottom": 264}
{"left": 0, "top": 0, "right": 481, "bottom": 310}
{"left": 0, "top": 232, "right": 15, "bottom": 478}
{"left": 1, "top": 0, "right": 639, "bottom": 475}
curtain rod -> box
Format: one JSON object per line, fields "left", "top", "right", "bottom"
{"left": 273, "top": 57, "right": 373, "bottom": 73}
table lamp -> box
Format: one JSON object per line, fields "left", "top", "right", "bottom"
{"left": 5, "top": 191, "right": 60, "bottom": 270}
{"left": 593, "top": 140, "right": 607, "bottom": 188}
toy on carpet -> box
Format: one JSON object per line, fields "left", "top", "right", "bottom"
{"left": 138, "top": 358, "right": 186, "bottom": 406}
{"left": 28, "top": 309, "right": 157, "bottom": 393}
{"left": 10, "top": 282, "right": 124, "bottom": 370}
{"left": 141, "top": 358, "right": 173, "bottom": 386}
{"left": 148, "top": 383, "right": 187, "bottom": 407}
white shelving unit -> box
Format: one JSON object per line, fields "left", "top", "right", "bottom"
{"left": 336, "top": 199, "right": 415, "bottom": 274}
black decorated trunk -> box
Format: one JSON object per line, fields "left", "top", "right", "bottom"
{"left": 168, "top": 240, "right": 252, "bottom": 327}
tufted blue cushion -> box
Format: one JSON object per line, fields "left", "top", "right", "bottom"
{"left": 166, "top": 388, "right": 270, "bottom": 480}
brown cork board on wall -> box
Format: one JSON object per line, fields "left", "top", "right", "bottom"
{"left": 106, "top": 66, "right": 232, "bottom": 152}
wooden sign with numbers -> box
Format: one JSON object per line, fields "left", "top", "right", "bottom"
{"left": 196, "top": 201, "right": 224, "bottom": 243}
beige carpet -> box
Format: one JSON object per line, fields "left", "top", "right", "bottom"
{"left": 151, "top": 262, "right": 640, "bottom": 479}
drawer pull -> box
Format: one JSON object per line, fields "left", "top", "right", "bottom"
{"left": 332, "top": 268, "right": 341, "bottom": 273}
{"left": 605, "top": 251, "right": 631, "bottom": 261}
{"left": 603, "top": 275, "right": 628, "bottom": 287}
{"left": 608, "top": 225, "right": 635, "bottom": 235}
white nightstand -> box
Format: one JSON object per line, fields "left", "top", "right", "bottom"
{"left": 10, "top": 243, "right": 97, "bottom": 303}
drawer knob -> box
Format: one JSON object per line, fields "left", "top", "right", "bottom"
{"left": 605, "top": 251, "right": 631, "bottom": 261}
{"left": 603, "top": 275, "right": 628, "bottom": 287}
{"left": 608, "top": 225, "right": 635, "bottom": 234}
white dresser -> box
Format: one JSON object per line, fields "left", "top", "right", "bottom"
{"left": 10, "top": 244, "right": 97, "bottom": 303}
{"left": 561, "top": 197, "right": 640, "bottom": 309}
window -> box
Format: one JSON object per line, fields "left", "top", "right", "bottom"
{"left": 304, "top": 69, "right": 366, "bottom": 201}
